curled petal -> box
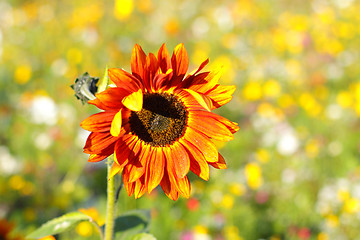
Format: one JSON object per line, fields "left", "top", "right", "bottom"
{"left": 189, "top": 66, "right": 223, "bottom": 93}
{"left": 183, "top": 89, "right": 213, "bottom": 111}
{"left": 205, "top": 84, "right": 236, "bottom": 109}
{"left": 209, "top": 153, "right": 227, "bottom": 169}
{"left": 122, "top": 88, "right": 143, "bottom": 111}
{"left": 110, "top": 109, "right": 123, "bottom": 137}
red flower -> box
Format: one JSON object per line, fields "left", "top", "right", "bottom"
{"left": 81, "top": 43, "right": 239, "bottom": 200}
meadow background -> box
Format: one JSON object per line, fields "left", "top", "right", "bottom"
{"left": 1, "top": 0, "right": 360, "bottom": 239}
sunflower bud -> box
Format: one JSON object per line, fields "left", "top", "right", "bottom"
{"left": 71, "top": 72, "right": 99, "bottom": 104}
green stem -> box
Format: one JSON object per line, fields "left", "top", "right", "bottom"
{"left": 105, "top": 156, "right": 116, "bottom": 240}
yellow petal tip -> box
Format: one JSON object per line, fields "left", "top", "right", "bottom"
{"left": 122, "top": 89, "right": 143, "bottom": 111}
{"left": 110, "top": 109, "right": 122, "bottom": 137}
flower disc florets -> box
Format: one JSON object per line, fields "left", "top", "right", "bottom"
{"left": 129, "top": 93, "right": 188, "bottom": 147}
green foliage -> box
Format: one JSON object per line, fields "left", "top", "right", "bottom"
{"left": 112, "top": 209, "right": 151, "bottom": 240}
{"left": 26, "top": 212, "right": 91, "bottom": 239}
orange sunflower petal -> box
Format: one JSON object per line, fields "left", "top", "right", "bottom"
{"left": 88, "top": 153, "right": 111, "bottom": 162}
{"left": 134, "top": 176, "right": 147, "bottom": 199}
{"left": 153, "top": 69, "right": 173, "bottom": 91}
{"left": 109, "top": 161, "right": 123, "bottom": 179}
{"left": 160, "top": 170, "right": 179, "bottom": 201}
{"left": 180, "top": 139, "right": 209, "bottom": 181}
{"left": 108, "top": 68, "right": 143, "bottom": 92}
{"left": 188, "top": 58, "right": 209, "bottom": 76}
{"left": 176, "top": 89, "right": 208, "bottom": 111}
{"left": 88, "top": 98, "right": 111, "bottom": 111}
{"left": 171, "top": 43, "right": 189, "bottom": 79}
{"left": 176, "top": 176, "right": 191, "bottom": 198}
{"left": 163, "top": 147, "right": 191, "bottom": 198}
{"left": 183, "top": 127, "right": 219, "bottom": 163}
{"left": 205, "top": 84, "right": 236, "bottom": 109}
{"left": 124, "top": 141, "right": 146, "bottom": 183}
{"left": 189, "top": 110, "right": 235, "bottom": 141}
{"left": 158, "top": 43, "right": 172, "bottom": 74}
{"left": 123, "top": 177, "right": 136, "bottom": 196}
{"left": 122, "top": 88, "right": 143, "bottom": 111}
{"left": 146, "top": 147, "right": 165, "bottom": 193}
{"left": 94, "top": 87, "right": 129, "bottom": 110}
{"left": 189, "top": 66, "right": 223, "bottom": 93}
{"left": 114, "top": 135, "right": 137, "bottom": 168}
{"left": 183, "top": 89, "right": 213, "bottom": 111}
{"left": 168, "top": 142, "right": 190, "bottom": 179}
{"left": 131, "top": 44, "right": 147, "bottom": 80}
{"left": 81, "top": 112, "right": 115, "bottom": 133}
{"left": 84, "top": 132, "right": 118, "bottom": 154}
{"left": 209, "top": 153, "right": 227, "bottom": 169}
{"left": 144, "top": 53, "right": 159, "bottom": 91}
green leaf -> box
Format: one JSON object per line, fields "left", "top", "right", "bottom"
{"left": 26, "top": 211, "right": 91, "bottom": 239}
{"left": 132, "top": 233, "right": 157, "bottom": 240}
{"left": 97, "top": 65, "right": 109, "bottom": 93}
{"left": 110, "top": 209, "right": 151, "bottom": 240}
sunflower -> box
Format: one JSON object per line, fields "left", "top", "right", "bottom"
{"left": 81, "top": 43, "right": 239, "bottom": 200}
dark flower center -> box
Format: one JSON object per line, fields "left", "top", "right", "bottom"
{"left": 129, "top": 92, "right": 188, "bottom": 147}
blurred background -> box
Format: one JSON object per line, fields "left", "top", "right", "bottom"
{"left": 1, "top": 0, "right": 360, "bottom": 239}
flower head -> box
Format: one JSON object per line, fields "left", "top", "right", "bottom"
{"left": 81, "top": 43, "right": 239, "bottom": 200}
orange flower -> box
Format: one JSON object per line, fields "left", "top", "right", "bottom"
{"left": 0, "top": 219, "right": 24, "bottom": 240}
{"left": 81, "top": 43, "right": 239, "bottom": 200}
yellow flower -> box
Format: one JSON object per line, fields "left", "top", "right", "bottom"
{"left": 278, "top": 94, "right": 295, "bottom": 109}
{"left": 78, "top": 207, "right": 105, "bottom": 226}
{"left": 76, "top": 221, "right": 93, "bottom": 237}
{"left": 317, "top": 232, "right": 329, "bottom": 240}
{"left": 263, "top": 79, "right": 281, "bottom": 98}
{"left": 305, "top": 139, "right": 320, "bottom": 158}
{"left": 9, "top": 175, "right": 25, "bottom": 191}
{"left": 337, "top": 189, "right": 350, "bottom": 202}
{"left": 14, "top": 65, "right": 32, "bottom": 84}
{"left": 336, "top": 91, "right": 353, "bottom": 108}
{"left": 224, "top": 225, "right": 243, "bottom": 240}
{"left": 243, "top": 81, "right": 262, "bottom": 101}
{"left": 229, "top": 183, "right": 246, "bottom": 196}
{"left": 343, "top": 198, "right": 360, "bottom": 214}
{"left": 39, "top": 236, "right": 55, "bottom": 240}
{"left": 114, "top": 0, "right": 133, "bottom": 21}
{"left": 245, "top": 163, "right": 263, "bottom": 190}
{"left": 164, "top": 19, "right": 179, "bottom": 35}
{"left": 193, "top": 225, "right": 208, "bottom": 234}
{"left": 298, "top": 93, "right": 322, "bottom": 116}
{"left": 256, "top": 148, "right": 270, "bottom": 163}
{"left": 325, "top": 214, "right": 339, "bottom": 228}
{"left": 67, "top": 48, "right": 83, "bottom": 65}
{"left": 221, "top": 194, "right": 234, "bottom": 209}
